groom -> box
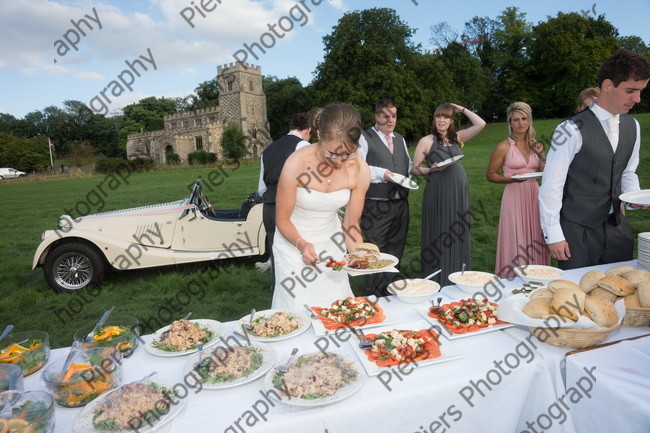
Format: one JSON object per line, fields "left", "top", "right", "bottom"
{"left": 358, "top": 99, "right": 412, "bottom": 297}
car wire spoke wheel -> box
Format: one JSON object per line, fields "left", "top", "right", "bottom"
{"left": 53, "top": 252, "right": 94, "bottom": 289}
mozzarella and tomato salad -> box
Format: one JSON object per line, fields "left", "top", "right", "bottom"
{"left": 318, "top": 298, "right": 378, "bottom": 324}
{"left": 429, "top": 299, "right": 507, "bottom": 334}
{"left": 365, "top": 329, "right": 440, "bottom": 367}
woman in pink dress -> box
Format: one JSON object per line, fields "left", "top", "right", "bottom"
{"left": 486, "top": 102, "right": 550, "bottom": 278}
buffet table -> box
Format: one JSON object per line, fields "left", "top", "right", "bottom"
{"left": 20, "top": 261, "right": 650, "bottom": 433}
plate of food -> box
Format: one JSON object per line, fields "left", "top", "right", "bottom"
{"left": 513, "top": 265, "right": 564, "bottom": 284}
{"left": 264, "top": 352, "right": 365, "bottom": 407}
{"left": 416, "top": 298, "right": 513, "bottom": 339}
{"left": 309, "top": 296, "right": 394, "bottom": 335}
{"left": 183, "top": 342, "right": 276, "bottom": 390}
{"left": 73, "top": 380, "right": 185, "bottom": 433}
{"left": 435, "top": 154, "right": 464, "bottom": 168}
{"left": 343, "top": 243, "right": 398, "bottom": 273}
{"left": 620, "top": 190, "right": 650, "bottom": 206}
{"left": 388, "top": 172, "right": 419, "bottom": 190}
{"left": 236, "top": 310, "right": 311, "bottom": 342}
{"left": 511, "top": 172, "right": 543, "bottom": 180}
{"left": 348, "top": 320, "right": 463, "bottom": 376}
{"left": 144, "top": 319, "right": 225, "bottom": 357}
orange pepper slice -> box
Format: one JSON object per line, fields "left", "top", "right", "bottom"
{"left": 0, "top": 417, "right": 8, "bottom": 433}
{"left": 0, "top": 344, "right": 28, "bottom": 359}
{"left": 63, "top": 362, "right": 92, "bottom": 382}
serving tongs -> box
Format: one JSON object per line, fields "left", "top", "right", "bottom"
{"left": 430, "top": 297, "right": 444, "bottom": 314}
{"left": 303, "top": 304, "right": 318, "bottom": 319}
{"left": 351, "top": 328, "right": 372, "bottom": 349}
{"left": 278, "top": 348, "right": 299, "bottom": 373}
{"left": 160, "top": 312, "right": 192, "bottom": 340}
{"left": 242, "top": 309, "right": 256, "bottom": 332}
{"left": 84, "top": 306, "right": 115, "bottom": 341}
{"left": 8, "top": 369, "right": 20, "bottom": 390}
{"left": 60, "top": 341, "right": 82, "bottom": 376}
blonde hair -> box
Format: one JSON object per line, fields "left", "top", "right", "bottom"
{"left": 506, "top": 102, "right": 536, "bottom": 145}
{"left": 318, "top": 103, "right": 362, "bottom": 154}
{"left": 577, "top": 87, "right": 600, "bottom": 111}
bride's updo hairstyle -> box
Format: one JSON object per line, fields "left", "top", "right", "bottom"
{"left": 318, "top": 102, "right": 363, "bottom": 154}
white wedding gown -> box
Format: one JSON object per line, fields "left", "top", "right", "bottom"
{"left": 271, "top": 188, "right": 354, "bottom": 310}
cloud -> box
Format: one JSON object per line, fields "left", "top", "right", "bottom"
{"left": 74, "top": 71, "right": 105, "bottom": 80}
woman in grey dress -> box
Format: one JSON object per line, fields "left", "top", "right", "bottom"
{"left": 412, "top": 103, "right": 486, "bottom": 285}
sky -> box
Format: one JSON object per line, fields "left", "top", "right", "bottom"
{"left": 1, "top": 0, "right": 649, "bottom": 118}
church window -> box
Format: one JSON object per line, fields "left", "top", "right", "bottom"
{"left": 249, "top": 80, "right": 254, "bottom": 91}
{"left": 228, "top": 80, "right": 233, "bottom": 91}
{"left": 252, "top": 128, "right": 257, "bottom": 139}
{"left": 195, "top": 136, "right": 203, "bottom": 151}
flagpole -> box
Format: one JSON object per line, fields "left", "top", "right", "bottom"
{"left": 48, "top": 137, "right": 54, "bottom": 170}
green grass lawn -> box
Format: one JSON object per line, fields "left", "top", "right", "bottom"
{"left": 1, "top": 115, "right": 649, "bottom": 349}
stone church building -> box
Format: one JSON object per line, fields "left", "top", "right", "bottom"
{"left": 126, "top": 63, "right": 271, "bottom": 163}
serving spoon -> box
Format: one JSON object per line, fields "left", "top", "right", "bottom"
{"left": 0, "top": 325, "right": 13, "bottom": 342}
{"left": 278, "top": 348, "right": 299, "bottom": 373}
{"left": 423, "top": 269, "right": 442, "bottom": 281}
{"left": 243, "top": 309, "right": 256, "bottom": 332}
{"left": 84, "top": 306, "right": 115, "bottom": 341}
{"left": 351, "top": 328, "right": 372, "bottom": 349}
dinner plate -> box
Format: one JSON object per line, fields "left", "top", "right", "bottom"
{"left": 263, "top": 353, "right": 365, "bottom": 407}
{"left": 144, "top": 319, "right": 225, "bottom": 357}
{"left": 620, "top": 190, "right": 650, "bottom": 206}
{"left": 511, "top": 172, "right": 543, "bottom": 180}
{"left": 347, "top": 320, "right": 464, "bottom": 376}
{"left": 183, "top": 342, "right": 276, "bottom": 390}
{"left": 435, "top": 154, "right": 464, "bottom": 168}
{"left": 73, "top": 380, "right": 186, "bottom": 433}
{"left": 415, "top": 305, "right": 514, "bottom": 340}
{"left": 342, "top": 253, "right": 399, "bottom": 273}
{"left": 308, "top": 297, "right": 396, "bottom": 336}
{"left": 235, "top": 309, "right": 311, "bottom": 342}
{"left": 388, "top": 172, "right": 419, "bottom": 190}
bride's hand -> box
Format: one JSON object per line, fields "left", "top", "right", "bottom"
{"left": 300, "top": 242, "right": 321, "bottom": 265}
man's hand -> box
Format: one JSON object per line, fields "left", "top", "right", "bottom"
{"left": 548, "top": 241, "right": 571, "bottom": 261}
{"left": 384, "top": 170, "right": 395, "bottom": 183}
{"left": 630, "top": 203, "right": 650, "bottom": 210}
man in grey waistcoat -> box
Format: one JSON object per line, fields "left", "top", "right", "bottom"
{"left": 539, "top": 50, "right": 649, "bottom": 270}
{"left": 358, "top": 99, "right": 412, "bottom": 296}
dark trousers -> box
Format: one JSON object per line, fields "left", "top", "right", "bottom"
{"left": 558, "top": 214, "right": 634, "bottom": 270}
{"left": 360, "top": 198, "right": 409, "bottom": 297}
{"left": 263, "top": 203, "right": 276, "bottom": 287}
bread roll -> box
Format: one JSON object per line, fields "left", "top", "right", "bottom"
{"left": 597, "top": 275, "right": 636, "bottom": 296}
{"left": 543, "top": 314, "right": 576, "bottom": 324}
{"left": 584, "top": 296, "right": 618, "bottom": 327}
{"left": 590, "top": 287, "right": 618, "bottom": 303}
{"left": 621, "top": 269, "right": 650, "bottom": 287}
{"left": 523, "top": 298, "right": 552, "bottom": 319}
{"left": 550, "top": 287, "right": 586, "bottom": 321}
{"left": 530, "top": 288, "right": 553, "bottom": 300}
{"left": 638, "top": 281, "right": 650, "bottom": 308}
{"left": 547, "top": 280, "right": 581, "bottom": 294}
{"left": 579, "top": 270, "right": 606, "bottom": 293}
{"left": 623, "top": 292, "right": 641, "bottom": 308}
{"left": 355, "top": 242, "right": 380, "bottom": 253}
{"left": 604, "top": 264, "right": 634, "bottom": 276}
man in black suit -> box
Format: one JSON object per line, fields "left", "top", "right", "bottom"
{"left": 358, "top": 99, "right": 412, "bottom": 297}
{"left": 258, "top": 113, "right": 311, "bottom": 284}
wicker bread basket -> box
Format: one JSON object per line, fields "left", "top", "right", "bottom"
{"left": 622, "top": 307, "right": 650, "bottom": 327}
{"left": 528, "top": 323, "right": 622, "bottom": 349}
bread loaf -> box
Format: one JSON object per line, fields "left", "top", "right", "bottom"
{"left": 523, "top": 298, "right": 552, "bottom": 319}
{"left": 590, "top": 287, "right": 618, "bottom": 303}
{"left": 550, "top": 287, "right": 586, "bottom": 321}
{"left": 584, "top": 296, "right": 618, "bottom": 327}
{"left": 530, "top": 288, "right": 553, "bottom": 300}
{"left": 638, "top": 281, "right": 650, "bottom": 308}
{"left": 597, "top": 275, "right": 635, "bottom": 296}
{"left": 547, "top": 280, "right": 581, "bottom": 294}
{"left": 623, "top": 292, "right": 641, "bottom": 308}
{"left": 579, "top": 270, "right": 606, "bottom": 293}
{"left": 621, "top": 269, "right": 650, "bottom": 287}
{"left": 604, "top": 264, "right": 634, "bottom": 276}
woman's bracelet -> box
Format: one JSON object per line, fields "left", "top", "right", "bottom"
{"left": 462, "top": 107, "right": 466, "bottom": 114}
{"left": 295, "top": 237, "right": 304, "bottom": 251}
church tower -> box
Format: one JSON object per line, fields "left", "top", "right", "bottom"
{"left": 217, "top": 63, "right": 271, "bottom": 157}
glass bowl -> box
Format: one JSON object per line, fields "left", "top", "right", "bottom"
{"left": 0, "top": 390, "right": 55, "bottom": 433}
{"left": 0, "top": 331, "right": 50, "bottom": 377}
{"left": 73, "top": 316, "right": 139, "bottom": 357}
{"left": 0, "top": 364, "right": 23, "bottom": 392}
{"left": 41, "top": 347, "right": 123, "bottom": 407}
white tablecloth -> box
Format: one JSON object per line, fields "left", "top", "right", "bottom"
{"left": 18, "top": 261, "right": 648, "bottom": 433}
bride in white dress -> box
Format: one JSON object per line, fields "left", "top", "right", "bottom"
{"left": 271, "top": 103, "right": 370, "bottom": 310}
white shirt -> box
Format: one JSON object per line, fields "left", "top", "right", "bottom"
{"left": 257, "top": 130, "right": 310, "bottom": 195}
{"left": 538, "top": 103, "right": 641, "bottom": 244}
{"left": 357, "top": 125, "right": 413, "bottom": 183}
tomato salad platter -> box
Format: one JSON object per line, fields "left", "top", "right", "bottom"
{"left": 309, "top": 296, "right": 395, "bottom": 336}
{"left": 348, "top": 320, "right": 463, "bottom": 376}
{"left": 416, "top": 298, "right": 513, "bottom": 339}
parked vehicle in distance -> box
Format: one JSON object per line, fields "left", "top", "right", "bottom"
{"left": 0, "top": 168, "right": 26, "bottom": 179}
{"left": 33, "top": 180, "right": 266, "bottom": 292}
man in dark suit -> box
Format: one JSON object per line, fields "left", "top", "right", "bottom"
{"left": 540, "top": 50, "right": 650, "bottom": 269}
{"left": 358, "top": 99, "right": 412, "bottom": 296}
{"left": 258, "top": 113, "right": 311, "bottom": 284}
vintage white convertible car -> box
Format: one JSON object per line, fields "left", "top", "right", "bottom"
{"left": 33, "top": 180, "right": 266, "bottom": 292}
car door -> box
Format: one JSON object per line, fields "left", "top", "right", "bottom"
{"left": 179, "top": 210, "right": 250, "bottom": 253}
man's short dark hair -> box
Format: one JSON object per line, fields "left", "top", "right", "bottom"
{"left": 289, "top": 113, "right": 310, "bottom": 131}
{"left": 375, "top": 98, "right": 397, "bottom": 114}
{"left": 598, "top": 49, "right": 650, "bottom": 87}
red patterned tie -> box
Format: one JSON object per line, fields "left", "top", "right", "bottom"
{"left": 385, "top": 134, "right": 394, "bottom": 154}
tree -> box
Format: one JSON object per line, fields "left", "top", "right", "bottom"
{"left": 438, "top": 42, "right": 490, "bottom": 112}
{"left": 528, "top": 13, "right": 619, "bottom": 117}
{"left": 263, "top": 76, "right": 312, "bottom": 140}
{"left": 221, "top": 124, "right": 246, "bottom": 162}
{"left": 122, "top": 97, "right": 177, "bottom": 131}
{"left": 0, "top": 132, "right": 49, "bottom": 172}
